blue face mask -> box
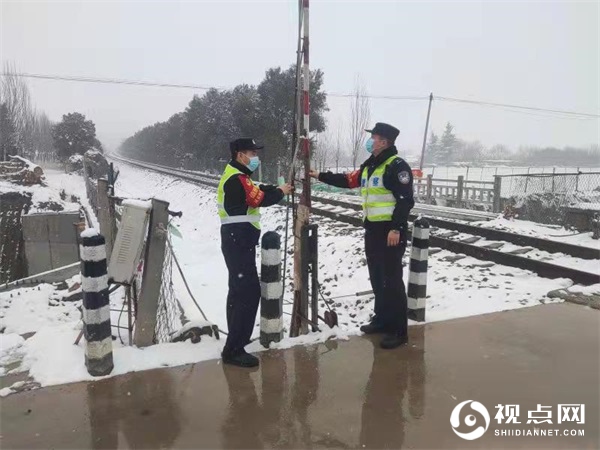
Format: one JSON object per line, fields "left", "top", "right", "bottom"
{"left": 246, "top": 156, "right": 260, "bottom": 172}
{"left": 365, "top": 138, "right": 374, "bottom": 154}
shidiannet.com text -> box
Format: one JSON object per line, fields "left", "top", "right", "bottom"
{"left": 495, "top": 429, "right": 584, "bottom": 437}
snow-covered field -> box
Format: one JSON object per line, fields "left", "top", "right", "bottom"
{"left": 2, "top": 163, "right": 598, "bottom": 394}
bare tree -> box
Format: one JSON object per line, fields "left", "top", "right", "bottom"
{"left": 312, "top": 132, "right": 332, "bottom": 172}
{"left": 486, "top": 144, "right": 511, "bottom": 161}
{"left": 1, "top": 62, "right": 33, "bottom": 160}
{"left": 349, "top": 76, "right": 370, "bottom": 169}
{"left": 33, "top": 113, "right": 55, "bottom": 161}
{"left": 333, "top": 127, "right": 345, "bottom": 172}
{"left": 1, "top": 63, "right": 54, "bottom": 162}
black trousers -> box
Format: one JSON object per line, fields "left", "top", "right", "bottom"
{"left": 364, "top": 226, "right": 408, "bottom": 336}
{"left": 221, "top": 227, "right": 261, "bottom": 353}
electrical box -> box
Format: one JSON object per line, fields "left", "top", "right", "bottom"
{"left": 108, "top": 200, "right": 152, "bottom": 284}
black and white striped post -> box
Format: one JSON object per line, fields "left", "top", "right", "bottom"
{"left": 80, "top": 228, "right": 113, "bottom": 376}
{"left": 260, "top": 231, "right": 283, "bottom": 347}
{"left": 407, "top": 217, "right": 430, "bottom": 322}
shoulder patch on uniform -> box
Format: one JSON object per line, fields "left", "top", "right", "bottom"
{"left": 398, "top": 171, "right": 410, "bottom": 184}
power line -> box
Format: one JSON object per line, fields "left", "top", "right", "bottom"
{"left": 15, "top": 72, "right": 427, "bottom": 101}
{"left": 8, "top": 72, "right": 600, "bottom": 119}
{"left": 443, "top": 100, "right": 595, "bottom": 121}
{"left": 13, "top": 72, "right": 223, "bottom": 91}
{"left": 328, "top": 92, "right": 427, "bottom": 101}
{"left": 436, "top": 96, "right": 599, "bottom": 119}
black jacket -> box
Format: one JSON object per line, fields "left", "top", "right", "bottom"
{"left": 318, "top": 146, "right": 414, "bottom": 235}
{"left": 221, "top": 160, "right": 284, "bottom": 247}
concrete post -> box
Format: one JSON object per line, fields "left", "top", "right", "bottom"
{"left": 493, "top": 175, "right": 502, "bottom": 213}
{"left": 407, "top": 218, "right": 430, "bottom": 322}
{"left": 308, "top": 225, "right": 319, "bottom": 332}
{"left": 426, "top": 174, "right": 433, "bottom": 202}
{"left": 591, "top": 214, "right": 600, "bottom": 240}
{"left": 80, "top": 229, "right": 113, "bottom": 376}
{"left": 134, "top": 198, "right": 169, "bottom": 347}
{"left": 456, "top": 175, "right": 464, "bottom": 206}
{"left": 97, "top": 179, "right": 115, "bottom": 262}
{"left": 260, "top": 231, "right": 283, "bottom": 347}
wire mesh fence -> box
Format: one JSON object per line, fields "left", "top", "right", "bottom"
{"left": 500, "top": 172, "right": 600, "bottom": 196}
{"left": 499, "top": 172, "right": 600, "bottom": 224}
{"left": 154, "top": 237, "right": 185, "bottom": 344}
{"left": 425, "top": 165, "right": 600, "bottom": 181}
{"left": 84, "top": 175, "right": 98, "bottom": 215}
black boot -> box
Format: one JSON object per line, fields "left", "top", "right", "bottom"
{"left": 222, "top": 349, "right": 260, "bottom": 368}
{"left": 380, "top": 334, "right": 408, "bottom": 349}
{"left": 360, "top": 321, "right": 386, "bottom": 335}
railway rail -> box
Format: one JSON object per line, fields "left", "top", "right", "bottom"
{"left": 109, "top": 154, "right": 600, "bottom": 286}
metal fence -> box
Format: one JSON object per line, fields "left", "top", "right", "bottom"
{"left": 499, "top": 172, "right": 600, "bottom": 197}
{"left": 85, "top": 164, "right": 185, "bottom": 345}
{"left": 154, "top": 239, "right": 185, "bottom": 344}
{"left": 499, "top": 172, "right": 600, "bottom": 225}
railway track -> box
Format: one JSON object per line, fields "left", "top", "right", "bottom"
{"left": 109, "top": 154, "right": 600, "bottom": 286}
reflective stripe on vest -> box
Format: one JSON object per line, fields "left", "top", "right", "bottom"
{"left": 360, "top": 155, "right": 399, "bottom": 222}
{"left": 217, "top": 164, "right": 261, "bottom": 229}
{"left": 220, "top": 214, "right": 261, "bottom": 225}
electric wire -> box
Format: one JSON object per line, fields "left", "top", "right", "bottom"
{"left": 10, "top": 72, "right": 599, "bottom": 119}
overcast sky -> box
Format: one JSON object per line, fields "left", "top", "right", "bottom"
{"left": 2, "top": 0, "right": 598, "bottom": 155}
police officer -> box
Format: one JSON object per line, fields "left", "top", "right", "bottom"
{"left": 218, "top": 138, "right": 293, "bottom": 367}
{"left": 309, "top": 123, "right": 414, "bottom": 349}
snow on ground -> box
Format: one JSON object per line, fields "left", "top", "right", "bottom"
{"left": 0, "top": 283, "right": 80, "bottom": 335}
{"left": 42, "top": 169, "right": 99, "bottom": 228}
{"left": 566, "top": 283, "right": 600, "bottom": 295}
{"left": 112, "top": 162, "right": 572, "bottom": 329}
{"left": 0, "top": 179, "right": 80, "bottom": 215}
{"left": 475, "top": 216, "right": 600, "bottom": 250}
{"left": 0, "top": 161, "right": 587, "bottom": 393}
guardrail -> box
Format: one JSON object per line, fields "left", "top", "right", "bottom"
{"left": 415, "top": 174, "right": 501, "bottom": 212}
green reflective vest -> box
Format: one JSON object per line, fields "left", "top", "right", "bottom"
{"left": 360, "top": 155, "right": 399, "bottom": 222}
{"left": 217, "top": 164, "right": 261, "bottom": 229}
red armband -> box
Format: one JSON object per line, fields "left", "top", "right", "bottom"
{"left": 239, "top": 175, "right": 265, "bottom": 207}
{"left": 346, "top": 170, "right": 361, "bottom": 188}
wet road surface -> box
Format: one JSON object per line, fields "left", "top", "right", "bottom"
{"left": 1, "top": 303, "right": 598, "bottom": 449}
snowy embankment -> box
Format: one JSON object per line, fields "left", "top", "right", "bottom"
{"left": 2, "top": 163, "right": 594, "bottom": 394}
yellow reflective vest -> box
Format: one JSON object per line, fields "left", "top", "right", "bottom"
{"left": 217, "top": 164, "right": 261, "bottom": 229}
{"left": 360, "top": 155, "right": 399, "bottom": 222}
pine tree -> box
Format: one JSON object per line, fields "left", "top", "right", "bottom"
{"left": 51, "top": 112, "right": 99, "bottom": 161}
{"left": 439, "top": 122, "right": 457, "bottom": 164}
{"left": 426, "top": 132, "right": 440, "bottom": 164}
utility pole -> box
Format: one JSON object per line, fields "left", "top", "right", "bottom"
{"left": 419, "top": 92, "right": 434, "bottom": 171}
{"left": 290, "top": 0, "right": 311, "bottom": 337}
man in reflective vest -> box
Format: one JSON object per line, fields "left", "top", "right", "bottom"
{"left": 309, "top": 122, "right": 415, "bottom": 349}
{"left": 218, "top": 138, "right": 293, "bottom": 367}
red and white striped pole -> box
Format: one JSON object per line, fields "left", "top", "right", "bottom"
{"left": 291, "top": 0, "right": 311, "bottom": 337}
{"left": 302, "top": 0, "right": 310, "bottom": 165}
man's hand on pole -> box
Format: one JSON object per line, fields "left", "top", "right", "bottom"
{"left": 309, "top": 169, "right": 320, "bottom": 179}
{"left": 278, "top": 183, "right": 294, "bottom": 195}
